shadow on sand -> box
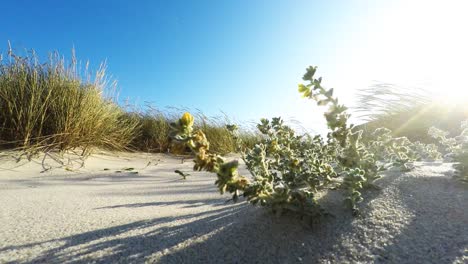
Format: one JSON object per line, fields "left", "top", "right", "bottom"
{"left": 2, "top": 164, "right": 466, "bottom": 263}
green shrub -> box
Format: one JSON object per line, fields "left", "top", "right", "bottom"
{"left": 171, "top": 66, "right": 403, "bottom": 218}
{"left": 429, "top": 120, "right": 468, "bottom": 182}
{"left": 409, "top": 141, "right": 442, "bottom": 161}
{"left": 172, "top": 65, "right": 453, "bottom": 219}
{"left": 365, "top": 127, "right": 421, "bottom": 171}
{"left": 241, "top": 117, "right": 337, "bottom": 217}
{"left": 298, "top": 66, "right": 383, "bottom": 214}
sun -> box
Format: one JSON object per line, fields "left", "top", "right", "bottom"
{"left": 425, "top": 82, "right": 468, "bottom": 107}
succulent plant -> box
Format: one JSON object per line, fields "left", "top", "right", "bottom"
{"left": 429, "top": 121, "right": 468, "bottom": 182}
{"left": 365, "top": 128, "right": 421, "bottom": 171}
{"left": 170, "top": 112, "right": 250, "bottom": 200}
{"left": 170, "top": 65, "right": 454, "bottom": 220}
{"left": 298, "top": 66, "right": 384, "bottom": 214}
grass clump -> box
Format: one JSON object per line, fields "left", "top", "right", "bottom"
{"left": 0, "top": 45, "right": 259, "bottom": 157}
{"left": 129, "top": 107, "right": 259, "bottom": 154}
{"left": 355, "top": 83, "right": 468, "bottom": 143}
{"left": 0, "top": 43, "right": 256, "bottom": 157}
{"left": 193, "top": 112, "right": 260, "bottom": 155}
{"left": 127, "top": 108, "right": 172, "bottom": 153}
{"left": 0, "top": 45, "right": 139, "bottom": 155}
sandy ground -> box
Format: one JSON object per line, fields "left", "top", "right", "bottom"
{"left": 0, "top": 151, "right": 466, "bottom": 264}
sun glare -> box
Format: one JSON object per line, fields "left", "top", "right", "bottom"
{"left": 354, "top": 0, "right": 468, "bottom": 107}
{"left": 424, "top": 78, "right": 468, "bottom": 107}
{"left": 433, "top": 90, "right": 468, "bottom": 106}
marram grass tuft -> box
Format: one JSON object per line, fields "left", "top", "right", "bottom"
{"left": 0, "top": 46, "right": 139, "bottom": 155}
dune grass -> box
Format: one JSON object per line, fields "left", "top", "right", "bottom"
{"left": 0, "top": 46, "right": 258, "bottom": 157}
{"left": 128, "top": 107, "right": 259, "bottom": 154}
{"left": 0, "top": 47, "right": 139, "bottom": 156}
{"left": 354, "top": 83, "right": 468, "bottom": 142}
{"left": 126, "top": 108, "right": 172, "bottom": 153}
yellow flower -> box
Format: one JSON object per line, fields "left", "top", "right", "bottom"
{"left": 180, "top": 112, "right": 194, "bottom": 127}
{"left": 298, "top": 84, "right": 311, "bottom": 98}
{"left": 298, "top": 84, "right": 308, "bottom": 93}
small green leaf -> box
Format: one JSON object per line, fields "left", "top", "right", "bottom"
{"left": 317, "top": 99, "right": 329, "bottom": 106}
{"left": 175, "top": 170, "right": 190, "bottom": 179}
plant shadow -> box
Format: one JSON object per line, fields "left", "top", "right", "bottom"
{"left": 3, "top": 164, "right": 466, "bottom": 263}
{"left": 94, "top": 198, "right": 227, "bottom": 210}
{"left": 1, "top": 204, "right": 248, "bottom": 263}
{"left": 158, "top": 165, "right": 467, "bottom": 263}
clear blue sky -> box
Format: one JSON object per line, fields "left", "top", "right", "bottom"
{"left": 2, "top": 0, "right": 466, "bottom": 133}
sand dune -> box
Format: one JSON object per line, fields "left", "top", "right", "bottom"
{"left": 0, "top": 152, "right": 466, "bottom": 263}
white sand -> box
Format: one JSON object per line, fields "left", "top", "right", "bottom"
{"left": 0, "top": 151, "right": 466, "bottom": 263}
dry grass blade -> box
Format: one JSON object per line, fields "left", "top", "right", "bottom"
{"left": 354, "top": 83, "right": 468, "bottom": 142}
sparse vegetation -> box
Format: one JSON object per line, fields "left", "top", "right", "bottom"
{"left": 170, "top": 66, "right": 444, "bottom": 219}
{"left": 429, "top": 121, "right": 468, "bottom": 182}
{"left": 1, "top": 45, "right": 463, "bottom": 192}
{"left": 355, "top": 83, "right": 468, "bottom": 143}
{"left": 128, "top": 107, "right": 259, "bottom": 154}
{"left": 0, "top": 46, "right": 139, "bottom": 156}
{"left": 0, "top": 46, "right": 257, "bottom": 157}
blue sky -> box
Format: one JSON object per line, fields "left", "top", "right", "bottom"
{"left": 2, "top": 0, "right": 467, "bottom": 133}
